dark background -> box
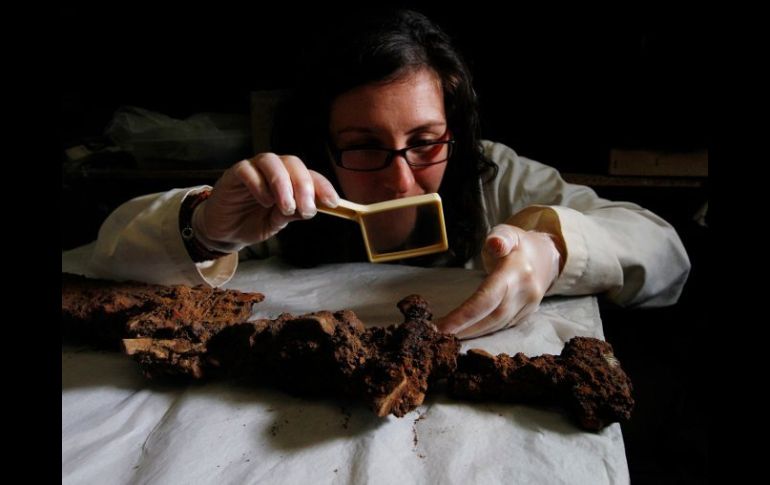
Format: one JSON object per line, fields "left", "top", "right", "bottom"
{"left": 60, "top": 4, "right": 707, "bottom": 167}
{"left": 60, "top": 4, "right": 709, "bottom": 483}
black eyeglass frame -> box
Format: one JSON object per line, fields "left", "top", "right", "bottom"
{"left": 329, "top": 139, "right": 455, "bottom": 172}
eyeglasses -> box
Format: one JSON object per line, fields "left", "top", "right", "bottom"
{"left": 330, "top": 139, "right": 455, "bottom": 172}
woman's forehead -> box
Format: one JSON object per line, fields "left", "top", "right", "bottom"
{"left": 329, "top": 69, "right": 446, "bottom": 134}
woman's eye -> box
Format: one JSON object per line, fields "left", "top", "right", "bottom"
{"left": 411, "top": 144, "right": 441, "bottom": 155}
{"left": 410, "top": 139, "right": 438, "bottom": 147}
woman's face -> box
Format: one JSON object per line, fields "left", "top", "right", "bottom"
{"left": 328, "top": 68, "right": 448, "bottom": 204}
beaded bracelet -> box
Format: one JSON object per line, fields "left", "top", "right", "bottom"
{"left": 178, "top": 190, "right": 229, "bottom": 262}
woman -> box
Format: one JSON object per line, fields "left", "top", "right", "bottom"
{"left": 90, "top": 9, "right": 690, "bottom": 339}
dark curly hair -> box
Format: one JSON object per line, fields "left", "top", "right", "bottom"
{"left": 271, "top": 8, "right": 497, "bottom": 267}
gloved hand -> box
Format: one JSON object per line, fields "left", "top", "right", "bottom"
{"left": 192, "top": 153, "right": 340, "bottom": 251}
{"left": 435, "top": 224, "right": 562, "bottom": 339}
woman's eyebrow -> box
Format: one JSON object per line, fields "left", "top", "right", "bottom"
{"left": 406, "top": 121, "right": 447, "bottom": 134}
{"left": 335, "top": 121, "right": 447, "bottom": 136}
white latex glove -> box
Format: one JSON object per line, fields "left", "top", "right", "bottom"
{"left": 435, "top": 224, "right": 562, "bottom": 339}
{"left": 193, "top": 153, "right": 339, "bottom": 251}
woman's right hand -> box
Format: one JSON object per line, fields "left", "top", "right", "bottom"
{"left": 192, "top": 153, "right": 340, "bottom": 249}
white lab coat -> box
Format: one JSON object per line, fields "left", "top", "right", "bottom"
{"left": 89, "top": 141, "right": 690, "bottom": 307}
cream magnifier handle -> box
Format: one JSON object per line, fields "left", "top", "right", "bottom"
{"left": 317, "top": 199, "right": 366, "bottom": 221}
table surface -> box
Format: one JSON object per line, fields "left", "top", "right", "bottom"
{"left": 62, "top": 245, "right": 629, "bottom": 485}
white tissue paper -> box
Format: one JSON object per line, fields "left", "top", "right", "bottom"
{"left": 63, "top": 245, "right": 629, "bottom": 485}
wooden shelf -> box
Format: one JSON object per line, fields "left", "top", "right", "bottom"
{"left": 561, "top": 173, "right": 707, "bottom": 189}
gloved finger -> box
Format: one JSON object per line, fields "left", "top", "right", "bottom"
{"left": 457, "top": 300, "right": 539, "bottom": 340}
{"left": 282, "top": 155, "right": 317, "bottom": 219}
{"left": 484, "top": 224, "right": 521, "bottom": 258}
{"left": 434, "top": 271, "right": 507, "bottom": 334}
{"left": 267, "top": 205, "right": 303, "bottom": 234}
{"left": 459, "top": 248, "right": 550, "bottom": 340}
{"left": 482, "top": 225, "right": 521, "bottom": 272}
{"left": 252, "top": 153, "right": 296, "bottom": 216}
{"left": 453, "top": 264, "right": 523, "bottom": 339}
{"left": 454, "top": 287, "right": 513, "bottom": 339}
{"left": 309, "top": 170, "right": 340, "bottom": 208}
{"left": 230, "top": 159, "right": 275, "bottom": 208}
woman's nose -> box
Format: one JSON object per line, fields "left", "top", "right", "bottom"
{"left": 382, "top": 155, "right": 415, "bottom": 194}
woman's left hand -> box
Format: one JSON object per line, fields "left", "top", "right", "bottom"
{"left": 435, "top": 224, "right": 562, "bottom": 339}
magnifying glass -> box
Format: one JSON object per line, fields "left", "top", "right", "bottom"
{"left": 318, "top": 193, "right": 449, "bottom": 263}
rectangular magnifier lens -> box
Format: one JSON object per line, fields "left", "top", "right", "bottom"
{"left": 359, "top": 195, "right": 448, "bottom": 262}
{"left": 317, "top": 193, "right": 448, "bottom": 263}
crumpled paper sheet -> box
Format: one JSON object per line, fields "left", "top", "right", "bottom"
{"left": 62, "top": 245, "right": 629, "bottom": 485}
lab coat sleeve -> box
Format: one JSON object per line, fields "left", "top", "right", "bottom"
{"left": 481, "top": 141, "right": 691, "bottom": 308}
{"left": 88, "top": 186, "right": 238, "bottom": 287}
